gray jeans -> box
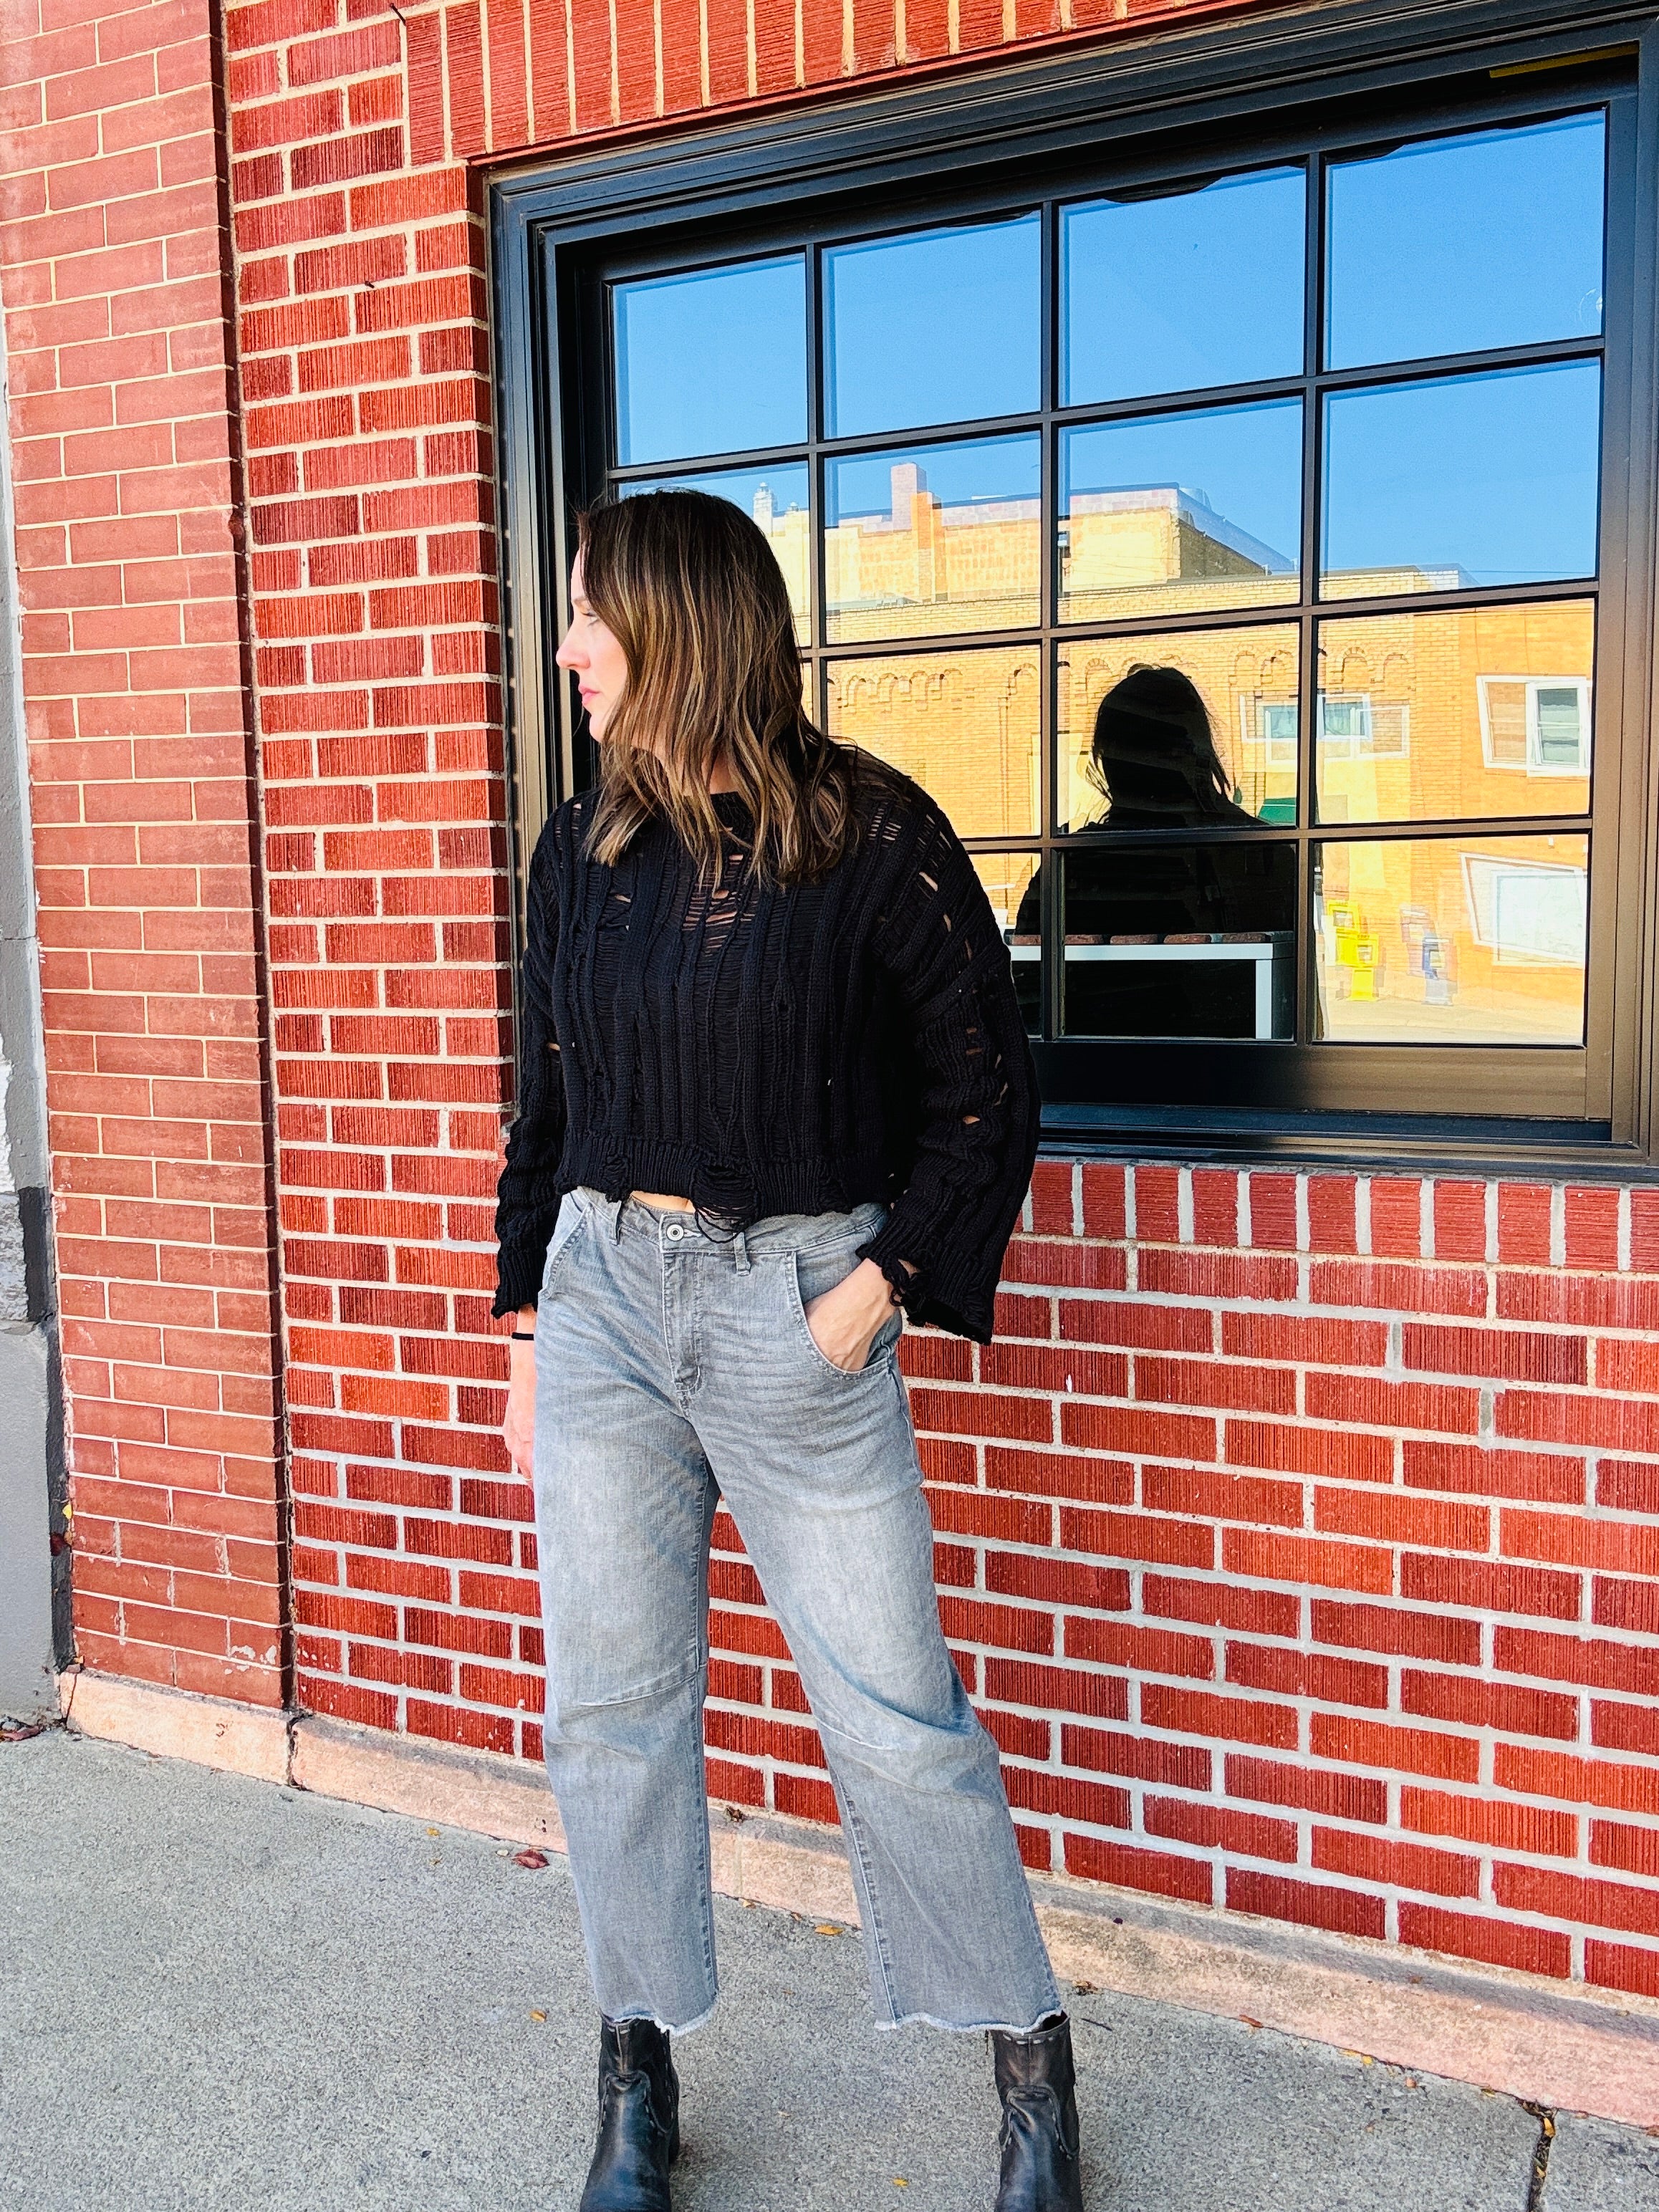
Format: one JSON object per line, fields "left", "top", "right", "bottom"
{"left": 530, "top": 1186, "right": 1059, "bottom": 2034}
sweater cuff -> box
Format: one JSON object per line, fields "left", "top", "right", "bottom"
{"left": 492, "top": 1250, "right": 544, "bottom": 1319}
{"left": 858, "top": 1216, "right": 996, "bottom": 1345}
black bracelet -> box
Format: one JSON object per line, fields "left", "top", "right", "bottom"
{"left": 509, "top": 1329, "right": 536, "bottom": 1342}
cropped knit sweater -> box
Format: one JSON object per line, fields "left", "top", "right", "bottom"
{"left": 492, "top": 759, "right": 1041, "bottom": 1342}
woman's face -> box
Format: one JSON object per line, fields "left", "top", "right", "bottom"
{"left": 555, "top": 551, "right": 629, "bottom": 739}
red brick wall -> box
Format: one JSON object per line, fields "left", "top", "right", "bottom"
{"left": 5, "top": 0, "right": 1658, "bottom": 1999}
{"left": 0, "top": 0, "right": 286, "bottom": 1704}
{"left": 890, "top": 1165, "right": 1659, "bottom": 1999}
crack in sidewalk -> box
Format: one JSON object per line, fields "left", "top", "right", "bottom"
{"left": 1520, "top": 2100, "right": 1557, "bottom": 2212}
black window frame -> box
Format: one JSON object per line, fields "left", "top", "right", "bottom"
{"left": 491, "top": 0, "right": 1659, "bottom": 1175}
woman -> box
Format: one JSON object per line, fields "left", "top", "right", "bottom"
{"left": 494, "top": 490, "right": 1082, "bottom": 2212}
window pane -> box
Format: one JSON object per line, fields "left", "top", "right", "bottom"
{"left": 824, "top": 435, "right": 1039, "bottom": 643}
{"left": 1063, "top": 165, "right": 1305, "bottom": 405}
{"left": 1321, "top": 363, "right": 1601, "bottom": 599}
{"left": 979, "top": 851, "right": 1042, "bottom": 1034}
{"left": 613, "top": 256, "right": 806, "bottom": 464}
{"left": 1058, "top": 625, "right": 1299, "bottom": 834}
{"left": 1315, "top": 601, "right": 1593, "bottom": 824}
{"left": 620, "top": 466, "right": 812, "bottom": 643}
{"left": 1057, "top": 842, "right": 1297, "bottom": 1037}
{"left": 1059, "top": 402, "right": 1301, "bottom": 625}
{"left": 1315, "top": 834, "right": 1587, "bottom": 1043}
{"left": 823, "top": 645, "right": 1039, "bottom": 840}
{"left": 1327, "top": 115, "right": 1606, "bottom": 371}
{"left": 824, "top": 216, "right": 1040, "bottom": 438}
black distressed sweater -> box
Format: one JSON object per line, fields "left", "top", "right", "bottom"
{"left": 492, "top": 760, "right": 1040, "bottom": 1342}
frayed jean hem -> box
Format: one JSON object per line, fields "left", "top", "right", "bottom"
{"left": 608, "top": 1994, "right": 720, "bottom": 2038}
{"left": 874, "top": 2004, "right": 1063, "bottom": 2037}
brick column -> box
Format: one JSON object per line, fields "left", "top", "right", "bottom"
{"left": 0, "top": 0, "right": 286, "bottom": 1703}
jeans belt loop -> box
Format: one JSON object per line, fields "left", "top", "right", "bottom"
{"left": 732, "top": 1226, "right": 750, "bottom": 1274}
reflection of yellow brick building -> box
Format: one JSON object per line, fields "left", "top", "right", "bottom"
{"left": 813, "top": 459, "right": 1592, "bottom": 1044}
{"left": 825, "top": 646, "right": 1040, "bottom": 858}
{"left": 1309, "top": 601, "right": 1592, "bottom": 824}
{"left": 1060, "top": 486, "right": 1297, "bottom": 624}
{"left": 1317, "top": 833, "right": 1587, "bottom": 1043}
{"left": 825, "top": 462, "right": 1039, "bottom": 641}
{"left": 1304, "top": 600, "right": 1592, "bottom": 1042}
{"left": 751, "top": 483, "right": 812, "bottom": 638}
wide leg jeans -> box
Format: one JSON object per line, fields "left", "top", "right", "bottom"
{"left": 530, "top": 1186, "right": 1059, "bottom": 2034}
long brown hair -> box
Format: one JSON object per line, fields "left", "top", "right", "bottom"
{"left": 577, "top": 489, "right": 857, "bottom": 885}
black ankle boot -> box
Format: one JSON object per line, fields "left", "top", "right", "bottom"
{"left": 991, "top": 2011, "right": 1083, "bottom": 2211}
{"left": 578, "top": 2016, "right": 680, "bottom": 2212}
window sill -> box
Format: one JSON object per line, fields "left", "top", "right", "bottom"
{"left": 1035, "top": 1100, "right": 1655, "bottom": 1182}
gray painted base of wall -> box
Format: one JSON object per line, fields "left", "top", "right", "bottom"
{"left": 0, "top": 1319, "right": 54, "bottom": 1719}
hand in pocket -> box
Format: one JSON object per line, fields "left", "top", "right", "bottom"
{"left": 804, "top": 1257, "right": 898, "bottom": 1373}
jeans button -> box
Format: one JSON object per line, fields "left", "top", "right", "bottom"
{"left": 665, "top": 1222, "right": 684, "bottom": 1242}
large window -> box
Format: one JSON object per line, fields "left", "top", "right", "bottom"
{"left": 500, "top": 29, "right": 1652, "bottom": 1151}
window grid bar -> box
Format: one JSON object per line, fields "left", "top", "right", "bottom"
{"left": 1039, "top": 199, "right": 1060, "bottom": 1040}
{"left": 1294, "top": 145, "right": 1328, "bottom": 1041}
{"left": 603, "top": 332, "right": 1604, "bottom": 487}
{"left": 600, "top": 122, "right": 1609, "bottom": 1056}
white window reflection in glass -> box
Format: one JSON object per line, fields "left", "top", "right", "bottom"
{"left": 1463, "top": 854, "right": 1588, "bottom": 966}
{"left": 1242, "top": 693, "right": 1409, "bottom": 776}
{"left": 1251, "top": 698, "right": 1299, "bottom": 767}
{"left": 1319, "top": 693, "right": 1409, "bottom": 759}
{"left": 1478, "top": 676, "right": 1592, "bottom": 774}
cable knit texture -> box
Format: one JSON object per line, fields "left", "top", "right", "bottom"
{"left": 494, "top": 759, "right": 1040, "bottom": 1341}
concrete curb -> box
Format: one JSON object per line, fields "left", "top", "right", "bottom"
{"left": 58, "top": 1668, "right": 1659, "bottom": 2126}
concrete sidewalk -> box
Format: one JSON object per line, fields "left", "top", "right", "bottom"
{"left": 1, "top": 1729, "right": 1654, "bottom": 2212}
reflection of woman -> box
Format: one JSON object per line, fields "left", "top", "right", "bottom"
{"left": 1077, "top": 665, "right": 1254, "bottom": 830}
{"left": 1016, "top": 666, "right": 1286, "bottom": 1036}
{"left": 496, "top": 492, "right": 1083, "bottom": 2212}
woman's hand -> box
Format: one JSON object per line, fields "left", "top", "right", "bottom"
{"left": 804, "top": 1257, "right": 901, "bottom": 1373}
{"left": 504, "top": 1312, "right": 537, "bottom": 1480}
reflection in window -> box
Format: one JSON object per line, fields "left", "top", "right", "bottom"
{"left": 1479, "top": 678, "right": 1592, "bottom": 774}
{"left": 1315, "top": 602, "right": 1593, "bottom": 824}
{"left": 1321, "top": 362, "right": 1602, "bottom": 597}
{"left": 1059, "top": 403, "right": 1301, "bottom": 624}
{"left": 1318, "top": 694, "right": 1398, "bottom": 756}
{"left": 975, "top": 851, "right": 1042, "bottom": 1034}
{"left": 1315, "top": 834, "right": 1588, "bottom": 1042}
{"left": 612, "top": 256, "right": 806, "bottom": 465}
{"left": 1063, "top": 164, "right": 1305, "bottom": 404}
{"left": 824, "top": 436, "right": 1039, "bottom": 643}
{"left": 1059, "top": 627, "right": 1299, "bottom": 832}
{"left": 1327, "top": 115, "right": 1606, "bottom": 371}
{"left": 824, "top": 215, "right": 1041, "bottom": 438}
{"left": 621, "top": 466, "right": 812, "bottom": 642}
{"left": 1045, "top": 842, "right": 1297, "bottom": 1038}
{"left": 590, "top": 93, "right": 1612, "bottom": 1099}
{"left": 824, "top": 645, "right": 1040, "bottom": 841}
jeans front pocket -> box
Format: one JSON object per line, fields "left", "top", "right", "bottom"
{"left": 789, "top": 1239, "right": 903, "bottom": 1381}
{"left": 539, "top": 1190, "right": 592, "bottom": 1301}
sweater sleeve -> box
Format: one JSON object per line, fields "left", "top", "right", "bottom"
{"left": 860, "top": 797, "right": 1042, "bottom": 1343}
{"left": 493, "top": 822, "right": 569, "bottom": 1317}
